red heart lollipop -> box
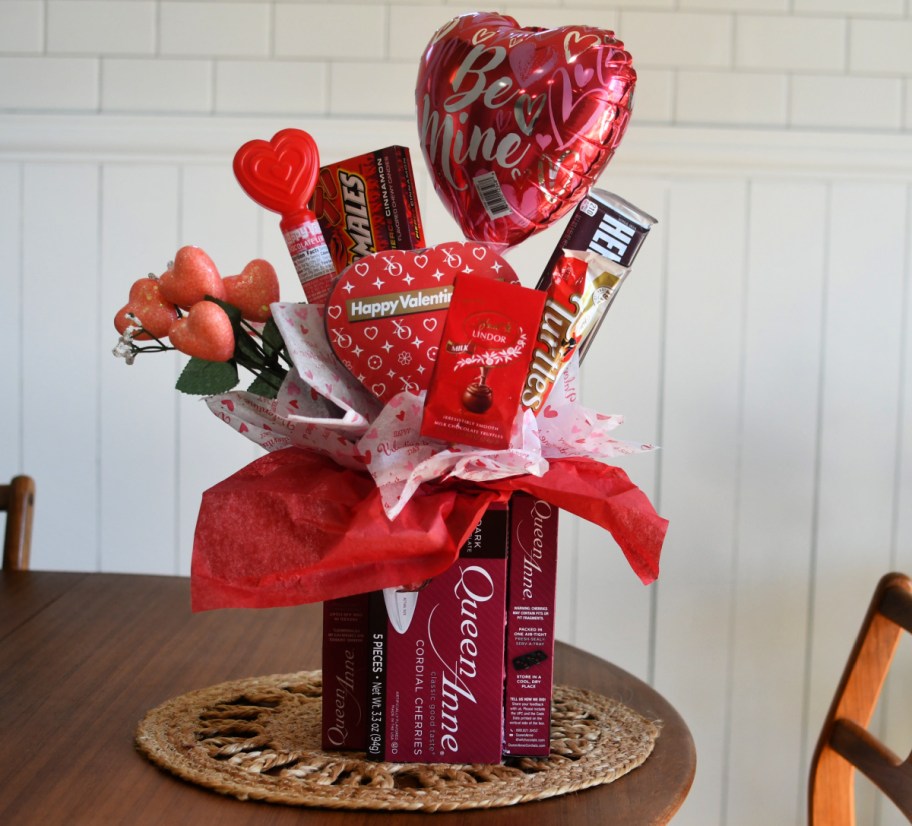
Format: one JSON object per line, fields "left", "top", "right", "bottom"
{"left": 325, "top": 242, "right": 517, "bottom": 404}
{"left": 233, "top": 129, "right": 335, "bottom": 303}
{"left": 233, "top": 128, "right": 320, "bottom": 218}
{"left": 416, "top": 13, "right": 636, "bottom": 248}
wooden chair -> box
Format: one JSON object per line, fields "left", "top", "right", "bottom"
{"left": 1, "top": 474, "right": 35, "bottom": 570}
{"left": 809, "top": 571, "right": 912, "bottom": 824}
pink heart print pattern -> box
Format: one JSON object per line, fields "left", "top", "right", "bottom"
{"left": 271, "top": 302, "right": 381, "bottom": 425}
{"left": 324, "top": 241, "right": 517, "bottom": 405}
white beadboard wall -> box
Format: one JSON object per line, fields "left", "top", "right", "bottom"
{"left": 3, "top": 2, "right": 912, "bottom": 825}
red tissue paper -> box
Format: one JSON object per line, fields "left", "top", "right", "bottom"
{"left": 190, "top": 446, "right": 666, "bottom": 612}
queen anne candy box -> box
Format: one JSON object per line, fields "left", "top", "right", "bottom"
{"left": 322, "top": 493, "right": 561, "bottom": 764}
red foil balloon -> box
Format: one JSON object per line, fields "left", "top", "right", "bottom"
{"left": 416, "top": 12, "right": 636, "bottom": 249}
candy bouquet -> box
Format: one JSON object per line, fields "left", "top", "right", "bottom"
{"left": 115, "top": 13, "right": 667, "bottom": 767}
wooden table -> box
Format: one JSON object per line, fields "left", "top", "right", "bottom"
{"left": 0, "top": 572, "right": 695, "bottom": 824}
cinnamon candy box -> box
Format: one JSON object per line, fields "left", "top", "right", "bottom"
{"left": 310, "top": 146, "right": 425, "bottom": 274}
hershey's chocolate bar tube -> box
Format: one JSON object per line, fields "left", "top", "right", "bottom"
{"left": 536, "top": 190, "right": 656, "bottom": 364}
{"left": 535, "top": 189, "right": 657, "bottom": 291}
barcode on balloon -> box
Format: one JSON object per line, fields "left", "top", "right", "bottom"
{"left": 473, "top": 172, "right": 512, "bottom": 219}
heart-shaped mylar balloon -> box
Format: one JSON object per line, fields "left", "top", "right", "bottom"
{"left": 325, "top": 242, "right": 517, "bottom": 404}
{"left": 416, "top": 12, "right": 636, "bottom": 248}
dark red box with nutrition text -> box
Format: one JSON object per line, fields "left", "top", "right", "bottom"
{"left": 503, "top": 493, "right": 559, "bottom": 756}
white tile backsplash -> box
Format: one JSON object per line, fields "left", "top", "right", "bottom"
{"left": 629, "top": 67, "right": 676, "bottom": 123}
{"left": 791, "top": 74, "right": 903, "bottom": 130}
{"left": 679, "top": 0, "right": 787, "bottom": 9}
{"left": 0, "top": 56, "right": 99, "bottom": 110}
{"left": 102, "top": 58, "right": 212, "bottom": 113}
{"left": 47, "top": 1, "right": 156, "bottom": 56}
{"left": 275, "top": 3, "right": 387, "bottom": 60}
{"left": 0, "top": 1, "right": 44, "bottom": 55}
{"left": 677, "top": 70, "right": 788, "bottom": 127}
{"left": 736, "top": 15, "right": 847, "bottom": 73}
{"left": 330, "top": 60, "right": 417, "bottom": 116}
{"left": 215, "top": 59, "right": 327, "bottom": 114}
{"left": 620, "top": 11, "right": 734, "bottom": 69}
{"left": 850, "top": 19, "right": 912, "bottom": 75}
{"left": 795, "top": 0, "right": 905, "bottom": 14}
{"left": 160, "top": 1, "right": 270, "bottom": 58}
{"left": 2, "top": 3, "right": 912, "bottom": 148}
{"left": 388, "top": 5, "right": 476, "bottom": 61}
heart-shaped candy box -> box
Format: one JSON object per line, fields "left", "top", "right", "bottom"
{"left": 325, "top": 242, "right": 517, "bottom": 404}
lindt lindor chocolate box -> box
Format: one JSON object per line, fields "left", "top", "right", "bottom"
{"left": 310, "top": 146, "right": 425, "bottom": 274}
{"left": 503, "top": 493, "right": 559, "bottom": 756}
{"left": 321, "top": 593, "right": 371, "bottom": 750}
{"left": 368, "top": 503, "right": 510, "bottom": 763}
{"left": 421, "top": 275, "right": 545, "bottom": 450}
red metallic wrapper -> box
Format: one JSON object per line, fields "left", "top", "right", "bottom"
{"left": 522, "top": 251, "right": 626, "bottom": 414}
{"left": 535, "top": 189, "right": 656, "bottom": 289}
{"left": 534, "top": 189, "right": 657, "bottom": 363}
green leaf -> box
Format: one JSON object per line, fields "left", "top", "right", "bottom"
{"left": 261, "top": 316, "right": 284, "bottom": 357}
{"left": 205, "top": 295, "right": 242, "bottom": 326}
{"left": 234, "top": 328, "right": 263, "bottom": 364}
{"left": 175, "top": 358, "right": 239, "bottom": 395}
{"left": 247, "top": 373, "right": 280, "bottom": 399}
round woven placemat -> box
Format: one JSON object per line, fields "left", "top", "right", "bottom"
{"left": 135, "top": 669, "right": 659, "bottom": 812}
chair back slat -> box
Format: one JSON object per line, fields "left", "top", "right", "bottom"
{"left": 2, "top": 475, "right": 35, "bottom": 571}
{"left": 809, "top": 572, "right": 912, "bottom": 825}
{"left": 881, "top": 586, "right": 912, "bottom": 635}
